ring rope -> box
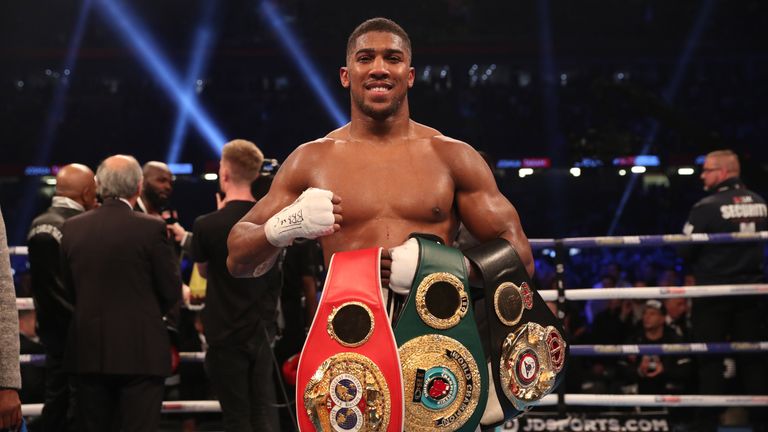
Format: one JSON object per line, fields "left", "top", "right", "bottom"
{"left": 569, "top": 341, "right": 768, "bottom": 356}
{"left": 15, "top": 284, "right": 768, "bottom": 311}
{"left": 8, "top": 232, "right": 767, "bottom": 258}
{"left": 530, "top": 231, "right": 768, "bottom": 249}
{"left": 20, "top": 394, "right": 768, "bottom": 416}
{"left": 20, "top": 400, "right": 223, "bottom": 416}
{"left": 538, "top": 284, "right": 768, "bottom": 302}
{"left": 19, "top": 341, "right": 768, "bottom": 365}
{"left": 535, "top": 394, "right": 768, "bottom": 407}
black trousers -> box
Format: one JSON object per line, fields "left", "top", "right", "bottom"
{"left": 692, "top": 295, "right": 768, "bottom": 429}
{"left": 40, "top": 351, "right": 76, "bottom": 432}
{"left": 692, "top": 296, "right": 767, "bottom": 394}
{"left": 75, "top": 374, "right": 165, "bottom": 432}
{"left": 205, "top": 340, "right": 280, "bottom": 432}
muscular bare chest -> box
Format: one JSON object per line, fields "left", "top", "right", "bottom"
{"left": 310, "top": 141, "right": 457, "bottom": 250}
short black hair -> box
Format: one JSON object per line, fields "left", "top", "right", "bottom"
{"left": 346, "top": 17, "right": 411, "bottom": 60}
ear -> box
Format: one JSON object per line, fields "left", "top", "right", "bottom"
{"left": 340, "top": 67, "right": 350, "bottom": 88}
{"left": 407, "top": 66, "right": 415, "bottom": 88}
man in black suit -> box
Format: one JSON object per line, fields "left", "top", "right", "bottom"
{"left": 27, "top": 163, "right": 96, "bottom": 431}
{"left": 61, "top": 154, "right": 181, "bottom": 431}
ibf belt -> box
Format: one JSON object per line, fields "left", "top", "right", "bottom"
{"left": 465, "top": 239, "right": 568, "bottom": 422}
{"left": 296, "top": 248, "right": 403, "bottom": 432}
{"left": 394, "top": 238, "right": 488, "bottom": 432}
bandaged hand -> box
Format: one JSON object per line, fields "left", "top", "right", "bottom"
{"left": 388, "top": 238, "right": 419, "bottom": 295}
{"left": 265, "top": 188, "right": 338, "bottom": 247}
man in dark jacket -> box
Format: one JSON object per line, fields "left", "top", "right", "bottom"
{"left": 27, "top": 163, "right": 96, "bottom": 431}
{"left": 681, "top": 149, "right": 767, "bottom": 430}
{"left": 61, "top": 155, "right": 181, "bottom": 432}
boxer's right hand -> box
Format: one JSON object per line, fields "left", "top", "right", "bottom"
{"left": 264, "top": 188, "right": 341, "bottom": 247}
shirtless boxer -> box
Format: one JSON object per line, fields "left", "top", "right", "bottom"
{"left": 226, "top": 17, "right": 533, "bottom": 287}
{"left": 227, "top": 18, "right": 563, "bottom": 427}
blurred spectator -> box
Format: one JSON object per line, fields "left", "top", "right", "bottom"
{"left": 0, "top": 207, "right": 23, "bottom": 430}
{"left": 664, "top": 298, "right": 691, "bottom": 340}
{"left": 61, "top": 155, "right": 181, "bottom": 432}
{"left": 619, "top": 300, "right": 692, "bottom": 394}
{"left": 656, "top": 268, "right": 680, "bottom": 287}
{"left": 577, "top": 293, "right": 636, "bottom": 394}
{"left": 27, "top": 163, "right": 96, "bottom": 431}
{"left": 587, "top": 274, "right": 625, "bottom": 327}
{"left": 591, "top": 284, "right": 635, "bottom": 344}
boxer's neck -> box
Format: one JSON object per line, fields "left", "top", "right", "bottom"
{"left": 349, "top": 104, "right": 411, "bottom": 141}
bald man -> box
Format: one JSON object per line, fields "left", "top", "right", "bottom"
{"left": 27, "top": 163, "right": 96, "bottom": 431}
{"left": 136, "top": 161, "right": 173, "bottom": 216}
{"left": 135, "top": 161, "right": 195, "bottom": 256}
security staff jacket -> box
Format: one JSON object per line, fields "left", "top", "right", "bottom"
{"left": 682, "top": 177, "right": 767, "bottom": 284}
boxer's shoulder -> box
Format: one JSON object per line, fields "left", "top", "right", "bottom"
{"left": 286, "top": 137, "right": 339, "bottom": 166}
{"left": 410, "top": 120, "right": 442, "bottom": 138}
{"left": 297, "top": 136, "right": 338, "bottom": 152}
{"left": 427, "top": 134, "right": 481, "bottom": 170}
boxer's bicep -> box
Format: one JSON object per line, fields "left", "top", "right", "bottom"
{"left": 451, "top": 149, "right": 534, "bottom": 276}
{"left": 456, "top": 188, "right": 534, "bottom": 276}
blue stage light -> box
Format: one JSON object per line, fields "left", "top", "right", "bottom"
{"left": 35, "top": 0, "right": 92, "bottom": 165}
{"left": 12, "top": 0, "right": 93, "bottom": 244}
{"left": 260, "top": 1, "right": 348, "bottom": 128}
{"left": 608, "top": 0, "right": 716, "bottom": 235}
{"left": 166, "top": 25, "right": 215, "bottom": 164}
{"left": 167, "top": 0, "right": 218, "bottom": 164}
{"left": 95, "top": 0, "right": 226, "bottom": 155}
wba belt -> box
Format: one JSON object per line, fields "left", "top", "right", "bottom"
{"left": 465, "top": 239, "right": 568, "bottom": 423}
{"left": 296, "top": 248, "right": 403, "bottom": 432}
{"left": 394, "top": 237, "right": 488, "bottom": 432}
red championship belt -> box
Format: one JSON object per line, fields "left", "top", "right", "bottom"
{"left": 296, "top": 248, "right": 404, "bottom": 432}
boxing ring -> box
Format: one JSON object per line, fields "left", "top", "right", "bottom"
{"left": 12, "top": 231, "right": 768, "bottom": 428}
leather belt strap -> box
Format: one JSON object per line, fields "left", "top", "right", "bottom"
{"left": 464, "top": 239, "right": 568, "bottom": 424}
{"left": 394, "top": 237, "right": 488, "bottom": 432}
{"left": 296, "top": 248, "right": 403, "bottom": 432}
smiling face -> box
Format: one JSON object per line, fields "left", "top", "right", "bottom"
{"left": 341, "top": 31, "right": 415, "bottom": 121}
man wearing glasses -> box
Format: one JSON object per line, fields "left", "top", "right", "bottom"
{"left": 682, "top": 149, "right": 767, "bottom": 431}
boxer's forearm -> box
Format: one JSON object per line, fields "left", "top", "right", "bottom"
{"left": 226, "top": 222, "right": 281, "bottom": 278}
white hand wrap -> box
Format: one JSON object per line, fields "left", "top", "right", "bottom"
{"left": 264, "top": 188, "right": 336, "bottom": 247}
{"left": 388, "top": 238, "right": 419, "bottom": 295}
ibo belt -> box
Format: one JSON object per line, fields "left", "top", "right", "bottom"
{"left": 297, "top": 248, "right": 403, "bottom": 432}
{"left": 394, "top": 237, "right": 488, "bottom": 432}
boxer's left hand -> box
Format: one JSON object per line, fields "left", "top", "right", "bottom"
{"left": 388, "top": 238, "right": 419, "bottom": 294}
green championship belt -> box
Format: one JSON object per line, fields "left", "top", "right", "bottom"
{"left": 394, "top": 237, "right": 488, "bottom": 432}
